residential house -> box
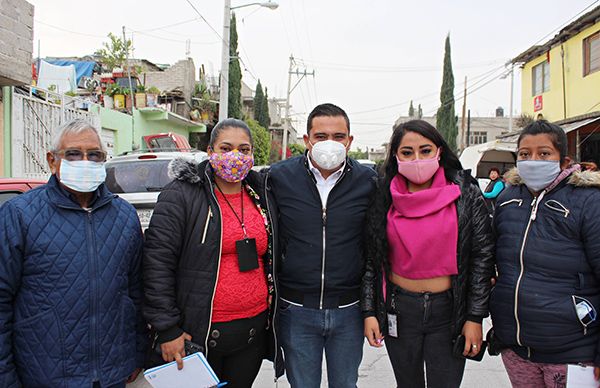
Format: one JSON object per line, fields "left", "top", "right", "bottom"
{"left": 144, "top": 58, "right": 196, "bottom": 118}
{"left": 512, "top": 5, "right": 600, "bottom": 164}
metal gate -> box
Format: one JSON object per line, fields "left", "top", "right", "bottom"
{"left": 11, "top": 91, "right": 100, "bottom": 179}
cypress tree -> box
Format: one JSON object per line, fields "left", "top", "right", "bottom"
{"left": 408, "top": 100, "right": 415, "bottom": 117}
{"left": 436, "top": 34, "right": 458, "bottom": 150}
{"left": 418, "top": 104, "right": 423, "bottom": 118}
{"left": 254, "top": 80, "right": 264, "bottom": 123}
{"left": 261, "top": 87, "right": 271, "bottom": 129}
{"left": 228, "top": 13, "right": 242, "bottom": 119}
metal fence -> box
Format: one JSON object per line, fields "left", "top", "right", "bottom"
{"left": 11, "top": 89, "right": 100, "bottom": 179}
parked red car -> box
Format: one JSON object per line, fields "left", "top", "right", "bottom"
{"left": 0, "top": 178, "right": 47, "bottom": 205}
{"left": 143, "top": 133, "right": 192, "bottom": 152}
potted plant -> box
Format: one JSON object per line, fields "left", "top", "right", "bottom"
{"left": 199, "top": 97, "right": 214, "bottom": 121}
{"left": 135, "top": 85, "right": 147, "bottom": 108}
{"left": 122, "top": 87, "right": 133, "bottom": 110}
{"left": 103, "top": 83, "right": 119, "bottom": 109}
{"left": 113, "top": 85, "right": 125, "bottom": 109}
{"left": 146, "top": 86, "right": 160, "bottom": 107}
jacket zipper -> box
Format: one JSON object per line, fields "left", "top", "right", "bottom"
{"left": 317, "top": 168, "right": 347, "bottom": 310}
{"left": 264, "top": 174, "right": 280, "bottom": 383}
{"left": 514, "top": 191, "right": 545, "bottom": 352}
{"left": 86, "top": 209, "right": 100, "bottom": 380}
{"left": 544, "top": 199, "right": 570, "bottom": 218}
{"left": 499, "top": 199, "right": 523, "bottom": 207}
{"left": 320, "top": 207, "right": 327, "bottom": 309}
{"left": 204, "top": 171, "right": 223, "bottom": 357}
{"left": 201, "top": 207, "right": 212, "bottom": 244}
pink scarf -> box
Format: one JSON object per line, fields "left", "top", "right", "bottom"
{"left": 387, "top": 167, "right": 461, "bottom": 279}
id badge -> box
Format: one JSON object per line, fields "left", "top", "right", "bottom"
{"left": 236, "top": 238, "right": 259, "bottom": 272}
{"left": 387, "top": 313, "right": 398, "bottom": 338}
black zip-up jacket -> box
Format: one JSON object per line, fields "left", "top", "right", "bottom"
{"left": 361, "top": 169, "right": 495, "bottom": 337}
{"left": 143, "top": 159, "right": 283, "bottom": 377}
{"left": 490, "top": 168, "right": 600, "bottom": 365}
{"left": 268, "top": 156, "right": 377, "bottom": 308}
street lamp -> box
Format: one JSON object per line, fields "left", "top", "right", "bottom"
{"left": 219, "top": 1, "right": 279, "bottom": 122}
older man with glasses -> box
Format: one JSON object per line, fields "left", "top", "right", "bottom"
{"left": 0, "top": 119, "right": 146, "bottom": 388}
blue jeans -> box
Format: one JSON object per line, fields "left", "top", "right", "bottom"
{"left": 278, "top": 300, "right": 364, "bottom": 388}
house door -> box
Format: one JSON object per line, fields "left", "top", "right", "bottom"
{"left": 101, "top": 128, "right": 116, "bottom": 159}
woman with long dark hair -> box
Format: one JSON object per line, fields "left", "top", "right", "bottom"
{"left": 361, "top": 119, "right": 495, "bottom": 387}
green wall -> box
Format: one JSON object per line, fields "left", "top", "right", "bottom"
{"left": 99, "top": 107, "right": 205, "bottom": 155}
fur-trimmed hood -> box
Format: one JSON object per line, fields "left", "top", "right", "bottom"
{"left": 503, "top": 166, "right": 600, "bottom": 188}
{"left": 167, "top": 158, "right": 207, "bottom": 184}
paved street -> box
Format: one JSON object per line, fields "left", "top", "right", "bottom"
{"left": 132, "top": 319, "right": 511, "bottom": 388}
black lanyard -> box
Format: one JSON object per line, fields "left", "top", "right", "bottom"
{"left": 215, "top": 183, "right": 248, "bottom": 238}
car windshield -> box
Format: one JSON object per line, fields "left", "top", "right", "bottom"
{"left": 105, "top": 160, "right": 172, "bottom": 193}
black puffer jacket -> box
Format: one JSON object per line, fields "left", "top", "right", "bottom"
{"left": 490, "top": 168, "right": 600, "bottom": 365}
{"left": 361, "top": 169, "right": 495, "bottom": 337}
{"left": 143, "top": 159, "right": 283, "bottom": 377}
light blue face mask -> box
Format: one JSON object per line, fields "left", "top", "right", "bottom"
{"left": 516, "top": 160, "right": 561, "bottom": 192}
{"left": 58, "top": 159, "right": 107, "bottom": 193}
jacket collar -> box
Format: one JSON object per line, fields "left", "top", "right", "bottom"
{"left": 46, "top": 174, "right": 114, "bottom": 211}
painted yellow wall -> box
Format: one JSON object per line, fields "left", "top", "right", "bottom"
{"left": 520, "top": 21, "right": 600, "bottom": 121}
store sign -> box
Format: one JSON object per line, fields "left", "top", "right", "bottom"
{"left": 534, "top": 95, "right": 543, "bottom": 112}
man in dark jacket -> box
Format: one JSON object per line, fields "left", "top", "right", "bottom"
{"left": 0, "top": 119, "right": 146, "bottom": 388}
{"left": 269, "top": 103, "right": 376, "bottom": 388}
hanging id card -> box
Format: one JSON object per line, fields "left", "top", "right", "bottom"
{"left": 236, "top": 238, "right": 259, "bottom": 272}
{"left": 387, "top": 313, "right": 398, "bottom": 337}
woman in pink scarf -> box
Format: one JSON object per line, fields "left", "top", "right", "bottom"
{"left": 361, "top": 120, "right": 495, "bottom": 387}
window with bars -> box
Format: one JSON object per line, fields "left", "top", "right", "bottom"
{"left": 470, "top": 131, "right": 488, "bottom": 145}
{"left": 584, "top": 31, "right": 600, "bottom": 76}
{"left": 532, "top": 60, "right": 550, "bottom": 96}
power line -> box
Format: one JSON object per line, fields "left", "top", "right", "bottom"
{"left": 183, "top": 0, "right": 226, "bottom": 43}
{"left": 134, "top": 17, "right": 200, "bottom": 33}
{"left": 521, "top": 0, "right": 600, "bottom": 53}
{"left": 348, "top": 63, "right": 506, "bottom": 116}
{"left": 302, "top": 58, "right": 505, "bottom": 73}
{"left": 35, "top": 19, "right": 106, "bottom": 38}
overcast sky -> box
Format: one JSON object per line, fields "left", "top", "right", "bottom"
{"left": 28, "top": 0, "right": 598, "bottom": 150}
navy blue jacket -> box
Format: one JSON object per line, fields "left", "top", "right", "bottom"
{"left": 0, "top": 176, "right": 146, "bottom": 387}
{"left": 490, "top": 168, "right": 600, "bottom": 364}
{"left": 268, "top": 156, "right": 376, "bottom": 308}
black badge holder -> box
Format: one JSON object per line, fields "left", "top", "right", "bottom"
{"left": 216, "top": 183, "right": 259, "bottom": 272}
{"left": 236, "top": 235, "right": 259, "bottom": 272}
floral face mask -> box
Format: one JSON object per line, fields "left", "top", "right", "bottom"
{"left": 209, "top": 149, "right": 254, "bottom": 182}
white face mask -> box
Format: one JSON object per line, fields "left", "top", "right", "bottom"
{"left": 309, "top": 140, "right": 347, "bottom": 170}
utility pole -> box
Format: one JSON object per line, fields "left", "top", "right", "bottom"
{"left": 282, "top": 55, "right": 315, "bottom": 160}
{"left": 460, "top": 76, "right": 467, "bottom": 152}
{"left": 508, "top": 63, "right": 514, "bottom": 133}
{"left": 123, "top": 26, "right": 136, "bottom": 149}
{"left": 219, "top": 0, "right": 231, "bottom": 122}
{"left": 466, "top": 109, "right": 471, "bottom": 148}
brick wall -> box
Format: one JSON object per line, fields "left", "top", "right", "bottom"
{"left": 0, "top": 0, "right": 33, "bottom": 86}
{"left": 144, "top": 58, "right": 196, "bottom": 117}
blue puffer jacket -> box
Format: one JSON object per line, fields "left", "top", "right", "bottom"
{"left": 490, "top": 167, "right": 600, "bottom": 365}
{"left": 0, "top": 176, "right": 146, "bottom": 388}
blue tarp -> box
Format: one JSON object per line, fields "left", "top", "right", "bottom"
{"left": 43, "top": 60, "right": 96, "bottom": 84}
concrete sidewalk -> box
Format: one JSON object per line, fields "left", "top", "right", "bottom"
{"left": 133, "top": 319, "right": 511, "bottom": 387}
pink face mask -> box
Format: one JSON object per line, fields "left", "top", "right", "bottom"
{"left": 396, "top": 149, "right": 440, "bottom": 185}
{"left": 209, "top": 150, "right": 254, "bottom": 183}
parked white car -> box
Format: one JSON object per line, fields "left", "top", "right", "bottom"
{"left": 105, "top": 150, "right": 208, "bottom": 229}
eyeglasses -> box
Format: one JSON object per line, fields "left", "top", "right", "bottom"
{"left": 54, "top": 149, "right": 107, "bottom": 163}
